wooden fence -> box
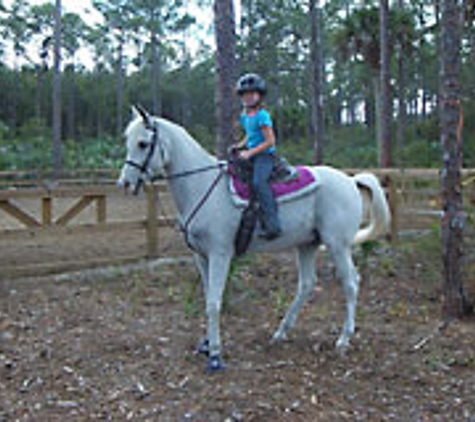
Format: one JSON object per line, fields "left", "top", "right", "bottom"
{"left": 0, "top": 168, "right": 474, "bottom": 268}
{"left": 0, "top": 181, "right": 173, "bottom": 260}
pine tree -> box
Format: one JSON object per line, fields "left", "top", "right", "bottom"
{"left": 52, "top": 0, "right": 62, "bottom": 173}
{"left": 214, "top": 0, "right": 237, "bottom": 158}
{"left": 440, "top": 0, "right": 472, "bottom": 317}
{"left": 379, "top": 0, "right": 392, "bottom": 167}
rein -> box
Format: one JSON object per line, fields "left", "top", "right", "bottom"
{"left": 179, "top": 168, "right": 226, "bottom": 249}
{"left": 151, "top": 163, "right": 226, "bottom": 182}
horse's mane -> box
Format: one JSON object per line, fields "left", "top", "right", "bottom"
{"left": 125, "top": 116, "right": 215, "bottom": 161}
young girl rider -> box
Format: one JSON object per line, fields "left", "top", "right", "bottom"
{"left": 234, "top": 73, "right": 282, "bottom": 240}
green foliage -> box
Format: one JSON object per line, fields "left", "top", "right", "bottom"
{"left": 64, "top": 138, "right": 125, "bottom": 169}
{"left": 323, "top": 125, "right": 379, "bottom": 168}
{"left": 396, "top": 140, "right": 441, "bottom": 168}
{"left": 0, "top": 118, "right": 125, "bottom": 170}
{"left": 0, "top": 119, "right": 52, "bottom": 170}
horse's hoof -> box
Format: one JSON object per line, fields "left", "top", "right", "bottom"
{"left": 207, "top": 355, "right": 226, "bottom": 373}
{"left": 336, "top": 338, "right": 350, "bottom": 355}
{"left": 271, "top": 331, "right": 287, "bottom": 343}
{"left": 197, "top": 339, "right": 210, "bottom": 357}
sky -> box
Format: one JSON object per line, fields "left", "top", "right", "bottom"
{"left": 2, "top": 0, "right": 242, "bottom": 70}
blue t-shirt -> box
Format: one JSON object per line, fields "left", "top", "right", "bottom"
{"left": 240, "top": 109, "right": 276, "bottom": 153}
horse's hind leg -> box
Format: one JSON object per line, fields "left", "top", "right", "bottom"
{"left": 330, "top": 244, "right": 360, "bottom": 352}
{"left": 273, "top": 244, "right": 317, "bottom": 341}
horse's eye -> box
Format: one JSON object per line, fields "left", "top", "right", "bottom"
{"left": 138, "top": 141, "right": 148, "bottom": 150}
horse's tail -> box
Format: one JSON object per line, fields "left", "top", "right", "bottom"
{"left": 352, "top": 173, "right": 391, "bottom": 244}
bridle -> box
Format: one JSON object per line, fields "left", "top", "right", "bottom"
{"left": 123, "top": 120, "right": 227, "bottom": 250}
{"left": 124, "top": 122, "right": 165, "bottom": 195}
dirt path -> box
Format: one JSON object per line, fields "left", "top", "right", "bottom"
{"left": 0, "top": 250, "right": 474, "bottom": 421}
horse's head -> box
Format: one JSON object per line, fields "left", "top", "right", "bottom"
{"left": 118, "top": 105, "right": 169, "bottom": 194}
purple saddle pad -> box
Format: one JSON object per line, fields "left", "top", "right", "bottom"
{"left": 231, "top": 166, "right": 316, "bottom": 200}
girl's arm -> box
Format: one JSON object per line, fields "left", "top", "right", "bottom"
{"left": 240, "top": 126, "right": 275, "bottom": 159}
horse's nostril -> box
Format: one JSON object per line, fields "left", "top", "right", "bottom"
{"left": 124, "top": 180, "right": 131, "bottom": 189}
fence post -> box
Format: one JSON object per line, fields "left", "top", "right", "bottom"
{"left": 146, "top": 184, "right": 158, "bottom": 258}
{"left": 96, "top": 195, "right": 106, "bottom": 224}
{"left": 42, "top": 196, "right": 52, "bottom": 226}
{"left": 386, "top": 175, "right": 399, "bottom": 241}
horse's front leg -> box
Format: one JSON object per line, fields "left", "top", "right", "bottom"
{"left": 194, "top": 253, "right": 211, "bottom": 356}
{"left": 204, "top": 251, "right": 232, "bottom": 372}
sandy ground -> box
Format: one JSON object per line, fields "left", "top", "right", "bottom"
{"left": 0, "top": 246, "right": 474, "bottom": 421}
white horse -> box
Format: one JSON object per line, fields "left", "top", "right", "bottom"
{"left": 118, "top": 106, "right": 391, "bottom": 372}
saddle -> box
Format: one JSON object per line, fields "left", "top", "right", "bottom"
{"left": 228, "top": 151, "right": 318, "bottom": 255}
{"left": 229, "top": 151, "right": 300, "bottom": 186}
{"left": 228, "top": 152, "right": 318, "bottom": 206}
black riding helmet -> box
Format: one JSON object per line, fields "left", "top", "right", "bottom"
{"left": 236, "top": 73, "right": 267, "bottom": 96}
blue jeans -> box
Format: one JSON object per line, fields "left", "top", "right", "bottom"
{"left": 251, "top": 153, "right": 281, "bottom": 233}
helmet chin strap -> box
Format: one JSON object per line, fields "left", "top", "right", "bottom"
{"left": 243, "top": 98, "right": 262, "bottom": 111}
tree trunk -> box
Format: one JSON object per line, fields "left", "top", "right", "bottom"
{"left": 96, "top": 72, "right": 103, "bottom": 138}
{"left": 116, "top": 36, "right": 124, "bottom": 138}
{"left": 379, "top": 0, "right": 392, "bottom": 167}
{"left": 52, "top": 0, "right": 63, "bottom": 174}
{"left": 345, "top": 1, "right": 356, "bottom": 130}
{"left": 12, "top": 62, "right": 19, "bottom": 134}
{"left": 397, "top": 0, "right": 408, "bottom": 150}
{"left": 67, "top": 64, "right": 76, "bottom": 141}
{"left": 240, "top": 0, "right": 254, "bottom": 71}
{"left": 182, "top": 53, "right": 192, "bottom": 127}
{"left": 309, "top": 0, "right": 325, "bottom": 164}
{"left": 333, "top": 88, "right": 343, "bottom": 127}
{"left": 274, "top": 80, "right": 283, "bottom": 142}
{"left": 440, "top": 0, "right": 471, "bottom": 317}
{"left": 36, "top": 66, "right": 43, "bottom": 121}
{"left": 396, "top": 53, "right": 407, "bottom": 148}
{"left": 151, "top": 22, "right": 162, "bottom": 115}
{"left": 364, "top": 90, "right": 375, "bottom": 129}
{"left": 214, "top": 0, "right": 237, "bottom": 158}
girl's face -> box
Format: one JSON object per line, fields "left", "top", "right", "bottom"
{"left": 241, "top": 91, "right": 261, "bottom": 109}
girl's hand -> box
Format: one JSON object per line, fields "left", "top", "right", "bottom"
{"left": 239, "top": 150, "right": 252, "bottom": 160}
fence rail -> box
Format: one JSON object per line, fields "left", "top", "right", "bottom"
{"left": 0, "top": 168, "right": 474, "bottom": 276}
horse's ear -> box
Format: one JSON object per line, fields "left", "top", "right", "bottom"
{"left": 131, "top": 105, "right": 141, "bottom": 120}
{"left": 132, "top": 104, "right": 151, "bottom": 126}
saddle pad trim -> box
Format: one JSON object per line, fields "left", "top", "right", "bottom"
{"left": 229, "top": 166, "right": 319, "bottom": 208}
